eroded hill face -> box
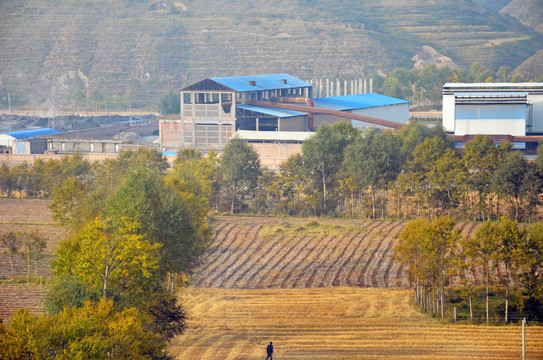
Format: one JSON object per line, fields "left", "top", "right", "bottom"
{"left": 0, "top": 0, "right": 541, "bottom": 109}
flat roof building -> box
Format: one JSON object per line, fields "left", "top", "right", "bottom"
{"left": 442, "top": 83, "right": 543, "bottom": 147}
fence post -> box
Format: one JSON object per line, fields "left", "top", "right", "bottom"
{"left": 522, "top": 318, "right": 526, "bottom": 360}
{"left": 454, "top": 307, "right": 457, "bottom": 322}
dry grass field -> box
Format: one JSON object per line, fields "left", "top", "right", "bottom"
{"left": 171, "top": 287, "right": 543, "bottom": 360}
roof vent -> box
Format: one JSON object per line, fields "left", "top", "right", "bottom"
{"left": 281, "top": 79, "right": 287, "bottom": 84}
{"left": 249, "top": 80, "right": 256, "bottom": 86}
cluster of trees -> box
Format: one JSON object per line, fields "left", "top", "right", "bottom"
{"left": 379, "top": 62, "right": 534, "bottom": 109}
{"left": 253, "top": 122, "right": 543, "bottom": 222}
{"left": 0, "top": 231, "right": 46, "bottom": 279}
{"left": 0, "top": 147, "right": 217, "bottom": 359}
{"left": 0, "top": 138, "right": 261, "bottom": 215}
{"left": 396, "top": 217, "right": 543, "bottom": 323}
{"left": 3, "top": 123, "right": 543, "bottom": 222}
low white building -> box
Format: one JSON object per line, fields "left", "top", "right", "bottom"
{"left": 442, "top": 83, "right": 543, "bottom": 139}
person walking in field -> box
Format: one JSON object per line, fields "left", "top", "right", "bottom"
{"left": 266, "top": 341, "right": 273, "bottom": 360}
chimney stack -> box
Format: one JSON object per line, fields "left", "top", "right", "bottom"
{"left": 249, "top": 80, "right": 256, "bottom": 86}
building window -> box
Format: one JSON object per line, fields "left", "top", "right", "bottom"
{"left": 222, "top": 124, "right": 233, "bottom": 143}
{"left": 195, "top": 124, "right": 220, "bottom": 144}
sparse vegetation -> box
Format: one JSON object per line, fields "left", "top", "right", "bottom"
{"left": 0, "top": 0, "right": 541, "bottom": 109}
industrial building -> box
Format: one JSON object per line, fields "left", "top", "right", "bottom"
{"left": 0, "top": 128, "right": 60, "bottom": 154}
{"left": 160, "top": 74, "right": 410, "bottom": 152}
{"left": 442, "top": 83, "right": 543, "bottom": 148}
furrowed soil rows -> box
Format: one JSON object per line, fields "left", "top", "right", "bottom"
{"left": 194, "top": 217, "right": 410, "bottom": 289}
{"left": 171, "top": 287, "right": 543, "bottom": 359}
{"left": 0, "top": 284, "right": 47, "bottom": 320}
{"left": 207, "top": 224, "right": 263, "bottom": 288}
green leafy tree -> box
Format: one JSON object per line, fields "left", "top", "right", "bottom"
{"left": 158, "top": 89, "right": 180, "bottom": 115}
{"left": 53, "top": 217, "right": 161, "bottom": 303}
{"left": 49, "top": 177, "right": 89, "bottom": 228}
{"left": 467, "top": 221, "right": 499, "bottom": 323}
{"left": 496, "top": 66, "right": 511, "bottom": 82}
{"left": 1, "top": 232, "right": 20, "bottom": 278}
{"left": 221, "top": 136, "right": 261, "bottom": 213}
{"left": 493, "top": 218, "right": 524, "bottom": 323}
{"left": 302, "top": 121, "right": 358, "bottom": 215}
{"left": 104, "top": 168, "right": 201, "bottom": 274}
{"left": 0, "top": 300, "right": 167, "bottom": 360}
{"left": 492, "top": 151, "right": 527, "bottom": 220}
{"left": 343, "top": 129, "right": 401, "bottom": 218}
{"left": 463, "top": 135, "right": 504, "bottom": 220}
{"left": 517, "top": 223, "right": 543, "bottom": 320}
{"left": 396, "top": 122, "right": 447, "bottom": 162}
{"left": 521, "top": 163, "right": 543, "bottom": 222}
{"left": 166, "top": 148, "right": 217, "bottom": 239}
{"left": 0, "top": 163, "right": 14, "bottom": 197}
{"left": 267, "top": 154, "right": 308, "bottom": 216}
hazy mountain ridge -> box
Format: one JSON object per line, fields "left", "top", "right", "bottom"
{"left": 0, "top": 0, "right": 541, "bottom": 109}
{"left": 501, "top": 0, "right": 543, "bottom": 35}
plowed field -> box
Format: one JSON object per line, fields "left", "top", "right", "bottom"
{"left": 193, "top": 217, "right": 412, "bottom": 289}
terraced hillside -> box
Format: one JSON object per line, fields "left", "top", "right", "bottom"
{"left": 171, "top": 287, "right": 543, "bottom": 359}
{"left": 0, "top": 0, "right": 541, "bottom": 109}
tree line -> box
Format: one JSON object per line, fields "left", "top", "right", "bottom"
{"left": 378, "top": 62, "right": 537, "bottom": 109}
{"left": 254, "top": 122, "right": 543, "bottom": 223}
{"left": 3, "top": 123, "right": 543, "bottom": 222}
{"left": 395, "top": 217, "right": 543, "bottom": 323}
{"left": 0, "top": 147, "right": 222, "bottom": 359}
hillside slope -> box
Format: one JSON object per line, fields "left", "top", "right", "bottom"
{"left": 0, "top": 0, "right": 541, "bottom": 109}
{"left": 501, "top": 0, "right": 543, "bottom": 35}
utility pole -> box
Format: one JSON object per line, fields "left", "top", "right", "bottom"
{"left": 7, "top": 93, "right": 11, "bottom": 132}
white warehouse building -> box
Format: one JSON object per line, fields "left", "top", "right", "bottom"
{"left": 443, "top": 83, "right": 543, "bottom": 148}
{"left": 442, "top": 83, "right": 543, "bottom": 147}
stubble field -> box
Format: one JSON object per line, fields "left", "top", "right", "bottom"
{"left": 171, "top": 287, "right": 543, "bottom": 359}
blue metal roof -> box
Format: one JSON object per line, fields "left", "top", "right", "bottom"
{"left": 209, "top": 74, "right": 312, "bottom": 93}
{"left": 4, "top": 128, "right": 60, "bottom": 139}
{"left": 160, "top": 151, "right": 178, "bottom": 156}
{"left": 313, "top": 93, "right": 409, "bottom": 111}
{"left": 237, "top": 104, "right": 307, "bottom": 118}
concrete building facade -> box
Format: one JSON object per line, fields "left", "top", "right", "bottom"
{"left": 442, "top": 83, "right": 543, "bottom": 144}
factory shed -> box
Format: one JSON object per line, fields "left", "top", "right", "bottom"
{"left": 0, "top": 128, "right": 60, "bottom": 147}
{"left": 161, "top": 73, "right": 409, "bottom": 156}
{"left": 186, "top": 74, "right": 313, "bottom": 97}
{"left": 311, "top": 93, "right": 410, "bottom": 129}
{"left": 442, "top": 83, "right": 543, "bottom": 150}
{"left": 236, "top": 105, "right": 307, "bottom": 132}
{"left": 453, "top": 92, "right": 528, "bottom": 137}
